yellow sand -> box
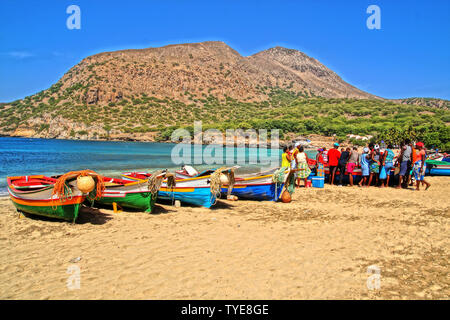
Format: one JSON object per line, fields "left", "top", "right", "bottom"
{"left": 0, "top": 177, "right": 448, "bottom": 300}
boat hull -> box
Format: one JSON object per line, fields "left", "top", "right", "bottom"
{"left": 426, "top": 167, "right": 450, "bottom": 176}
{"left": 7, "top": 177, "right": 85, "bottom": 222}
{"left": 220, "top": 174, "right": 285, "bottom": 201}
{"left": 429, "top": 168, "right": 450, "bottom": 176}
{"left": 323, "top": 167, "right": 364, "bottom": 184}
{"left": 10, "top": 195, "right": 83, "bottom": 221}
{"left": 158, "top": 186, "right": 215, "bottom": 208}
{"left": 425, "top": 160, "right": 450, "bottom": 176}
{"left": 95, "top": 179, "right": 156, "bottom": 212}
{"left": 122, "top": 172, "right": 216, "bottom": 208}
{"left": 159, "top": 175, "right": 216, "bottom": 208}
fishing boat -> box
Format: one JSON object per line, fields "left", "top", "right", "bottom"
{"left": 92, "top": 174, "right": 164, "bottom": 213}
{"left": 322, "top": 165, "right": 364, "bottom": 184}
{"left": 122, "top": 168, "right": 234, "bottom": 208}
{"left": 426, "top": 153, "right": 449, "bottom": 162}
{"left": 175, "top": 165, "right": 211, "bottom": 179}
{"left": 7, "top": 170, "right": 103, "bottom": 222}
{"left": 220, "top": 171, "right": 286, "bottom": 201}
{"left": 174, "top": 166, "right": 288, "bottom": 201}
{"left": 425, "top": 159, "right": 450, "bottom": 176}
{"left": 316, "top": 160, "right": 399, "bottom": 185}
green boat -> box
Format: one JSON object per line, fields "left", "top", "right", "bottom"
{"left": 7, "top": 174, "right": 86, "bottom": 222}
{"left": 93, "top": 175, "right": 164, "bottom": 212}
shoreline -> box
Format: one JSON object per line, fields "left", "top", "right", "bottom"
{"left": 0, "top": 134, "right": 320, "bottom": 149}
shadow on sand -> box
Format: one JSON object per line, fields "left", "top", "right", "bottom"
{"left": 76, "top": 206, "right": 113, "bottom": 225}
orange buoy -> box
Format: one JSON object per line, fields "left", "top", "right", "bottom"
{"left": 77, "top": 175, "right": 95, "bottom": 194}
{"left": 280, "top": 190, "right": 291, "bottom": 203}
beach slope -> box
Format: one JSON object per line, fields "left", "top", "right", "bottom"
{"left": 0, "top": 177, "right": 448, "bottom": 299}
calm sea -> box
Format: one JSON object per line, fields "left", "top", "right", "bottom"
{"left": 0, "top": 137, "right": 317, "bottom": 196}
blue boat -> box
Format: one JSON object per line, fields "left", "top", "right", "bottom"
{"left": 220, "top": 172, "right": 285, "bottom": 201}
{"left": 425, "top": 160, "right": 450, "bottom": 176}
{"left": 158, "top": 178, "right": 217, "bottom": 208}
{"left": 177, "top": 166, "right": 287, "bottom": 201}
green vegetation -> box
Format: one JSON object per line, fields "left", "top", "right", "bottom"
{"left": 1, "top": 87, "right": 449, "bottom": 150}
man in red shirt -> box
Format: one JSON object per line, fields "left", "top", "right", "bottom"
{"left": 327, "top": 142, "right": 341, "bottom": 185}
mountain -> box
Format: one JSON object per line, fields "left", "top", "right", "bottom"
{"left": 51, "top": 41, "right": 377, "bottom": 105}
{"left": 0, "top": 41, "right": 448, "bottom": 145}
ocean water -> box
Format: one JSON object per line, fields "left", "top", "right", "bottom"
{"left": 0, "top": 137, "right": 313, "bottom": 195}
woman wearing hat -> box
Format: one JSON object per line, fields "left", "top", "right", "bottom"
{"left": 413, "top": 142, "right": 431, "bottom": 190}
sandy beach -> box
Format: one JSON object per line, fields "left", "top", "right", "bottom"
{"left": 0, "top": 176, "right": 448, "bottom": 300}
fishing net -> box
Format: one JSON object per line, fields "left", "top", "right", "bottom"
{"left": 52, "top": 170, "right": 105, "bottom": 206}
{"left": 272, "top": 167, "right": 295, "bottom": 195}
{"left": 147, "top": 170, "right": 176, "bottom": 198}
{"left": 210, "top": 167, "right": 235, "bottom": 202}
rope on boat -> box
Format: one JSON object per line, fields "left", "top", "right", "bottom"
{"left": 147, "top": 170, "right": 166, "bottom": 198}
{"left": 209, "top": 167, "right": 235, "bottom": 204}
{"left": 165, "top": 172, "right": 177, "bottom": 190}
{"left": 226, "top": 168, "right": 236, "bottom": 198}
{"left": 165, "top": 172, "right": 177, "bottom": 205}
{"left": 52, "top": 170, "right": 105, "bottom": 209}
{"left": 272, "top": 167, "right": 295, "bottom": 199}
{"left": 147, "top": 170, "right": 177, "bottom": 203}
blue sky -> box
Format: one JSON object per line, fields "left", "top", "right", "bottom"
{"left": 0, "top": 0, "right": 449, "bottom": 102}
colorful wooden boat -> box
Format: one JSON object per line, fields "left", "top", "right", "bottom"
{"left": 175, "top": 165, "right": 216, "bottom": 179}
{"left": 171, "top": 166, "right": 287, "bottom": 202}
{"left": 122, "top": 172, "right": 217, "bottom": 208}
{"left": 315, "top": 161, "right": 398, "bottom": 184}
{"left": 220, "top": 172, "right": 285, "bottom": 201}
{"left": 425, "top": 160, "right": 450, "bottom": 176}
{"left": 159, "top": 175, "right": 217, "bottom": 208}
{"left": 92, "top": 176, "right": 159, "bottom": 213}
{"left": 7, "top": 174, "right": 86, "bottom": 222}
{"left": 322, "top": 165, "right": 364, "bottom": 184}
{"left": 122, "top": 168, "right": 235, "bottom": 208}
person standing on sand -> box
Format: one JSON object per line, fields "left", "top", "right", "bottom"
{"left": 316, "top": 148, "right": 325, "bottom": 178}
{"left": 358, "top": 147, "right": 370, "bottom": 187}
{"left": 413, "top": 142, "right": 431, "bottom": 191}
{"left": 397, "top": 139, "right": 412, "bottom": 189}
{"left": 281, "top": 146, "right": 291, "bottom": 169}
{"left": 338, "top": 147, "right": 350, "bottom": 186}
{"left": 291, "top": 143, "right": 300, "bottom": 185}
{"left": 347, "top": 147, "right": 359, "bottom": 187}
{"left": 380, "top": 144, "right": 395, "bottom": 187}
{"left": 288, "top": 145, "right": 294, "bottom": 166}
{"left": 368, "top": 143, "right": 381, "bottom": 187}
{"left": 295, "top": 146, "right": 311, "bottom": 187}
{"left": 323, "top": 147, "right": 328, "bottom": 164}
{"left": 327, "top": 143, "right": 341, "bottom": 185}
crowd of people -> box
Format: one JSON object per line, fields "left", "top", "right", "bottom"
{"left": 281, "top": 139, "right": 432, "bottom": 191}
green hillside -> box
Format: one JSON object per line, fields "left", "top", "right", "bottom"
{"left": 1, "top": 87, "right": 449, "bottom": 150}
